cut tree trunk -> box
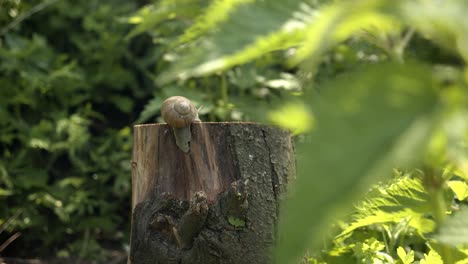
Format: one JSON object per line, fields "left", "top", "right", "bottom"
{"left": 129, "top": 122, "right": 295, "bottom": 264}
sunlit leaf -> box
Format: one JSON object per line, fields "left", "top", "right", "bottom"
{"left": 269, "top": 103, "right": 313, "bottom": 135}
{"left": 0, "top": 189, "right": 13, "bottom": 196}
{"left": 420, "top": 249, "right": 443, "bottom": 264}
{"left": 57, "top": 177, "right": 85, "bottom": 188}
{"left": 448, "top": 181, "right": 468, "bottom": 201}
{"left": 397, "top": 247, "right": 415, "bottom": 264}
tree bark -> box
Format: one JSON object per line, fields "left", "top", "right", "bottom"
{"left": 129, "top": 122, "right": 295, "bottom": 264}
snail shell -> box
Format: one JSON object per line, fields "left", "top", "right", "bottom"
{"left": 161, "top": 96, "right": 198, "bottom": 128}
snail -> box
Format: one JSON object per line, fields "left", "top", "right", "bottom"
{"left": 161, "top": 96, "right": 200, "bottom": 152}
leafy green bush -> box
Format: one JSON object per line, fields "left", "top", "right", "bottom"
{"left": 0, "top": 0, "right": 143, "bottom": 259}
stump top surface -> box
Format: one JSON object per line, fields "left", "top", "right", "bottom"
{"left": 134, "top": 121, "right": 265, "bottom": 128}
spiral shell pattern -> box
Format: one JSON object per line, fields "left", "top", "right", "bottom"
{"left": 161, "top": 96, "right": 198, "bottom": 128}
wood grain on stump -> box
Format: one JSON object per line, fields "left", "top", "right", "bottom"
{"left": 129, "top": 122, "right": 295, "bottom": 264}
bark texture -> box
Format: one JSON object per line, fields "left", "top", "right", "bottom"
{"left": 129, "top": 122, "right": 295, "bottom": 264}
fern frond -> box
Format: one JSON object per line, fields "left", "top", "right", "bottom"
{"left": 338, "top": 175, "right": 435, "bottom": 238}
{"left": 163, "top": 27, "right": 307, "bottom": 82}
{"left": 158, "top": 0, "right": 320, "bottom": 83}
{"left": 135, "top": 96, "right": 164, "bottom": 124}
{"left": 291, "top": 0, "right": 401, "bottom": 66}
{"left": 157, "top": 0, "right": 409, "bottom": 83}
{"left": 126, "top": 0, "right": 207, "bottom": 39}
{"left": 177, "top": 0, "right": 255, "bottom": 45}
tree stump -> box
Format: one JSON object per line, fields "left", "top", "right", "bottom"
{"left": 129, "top": 122, "right": 295, "bottom": 264}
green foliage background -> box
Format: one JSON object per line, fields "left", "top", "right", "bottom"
{"left": 0, "top": 0, "right": 300, "bottom": 259}
{"left": 0, "top": 0, "right": 144, "bottom": 259}
{"left": 1, "top": 0, "right": 468, "bottom": 263}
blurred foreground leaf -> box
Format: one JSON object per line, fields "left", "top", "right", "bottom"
{"left": 432, "top": 205, "right": 468, "bottom": 246}
{"left": 269, "top": 103, "right": 313, "bottom": 135}
{"left": 276, "top": 63, "right": 439, "bottom": 263}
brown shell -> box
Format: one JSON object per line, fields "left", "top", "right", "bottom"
{"left": 161, "top": 96, "right": 198, "bottom": 128}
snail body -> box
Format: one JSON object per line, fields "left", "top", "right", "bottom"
{"left": 161, "top": 96, "right": 200, "bottom": 153}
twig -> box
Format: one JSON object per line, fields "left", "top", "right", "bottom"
{"left": 0, "top": 209, "right": 22, "bottom": 235}
{"left": 0, "top": 0, "right": 61, "bottom": 36}
{"left": 399, "top": 28, "right": 415, "bottom": 52}
{"left": 0, "top": 232, "right": 21, "bottom": 252}
{"left": 394, "top": 28, "right": 415, "bottom": 62}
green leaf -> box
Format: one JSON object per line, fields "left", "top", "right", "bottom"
{"left": 110, "top": 95, "right": 134, "bottom": 113}
{"left": 448, "top": 181, "right": 468, "bottom": 201}
{"left": 432, "top": 205, "right": 468, "bottom": 246}
{"left": 15, "top": 169, "right": 49, "bottom": 189}
{"left": 0, "top": 189, "right": 13, "bottom": 196}
{"left": 352, "top": 238, "right": 390, "bottom": 263}
{"left": 420, "top": 249, "right": 443, "bottom": 264}
{"left": 228, "top": 216, "right": 246, "bottom": 227}
{"left": 276, "top": 63, "right": 439, "bottom": 264}
{"left": 397, "top": 247, "right": 415, "bottom": 264}
{"left": 0, "top": 163, "right": 13, "bottom": 188}
{"left": 56, "top": 177, "right": 85, "bottom": 188}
